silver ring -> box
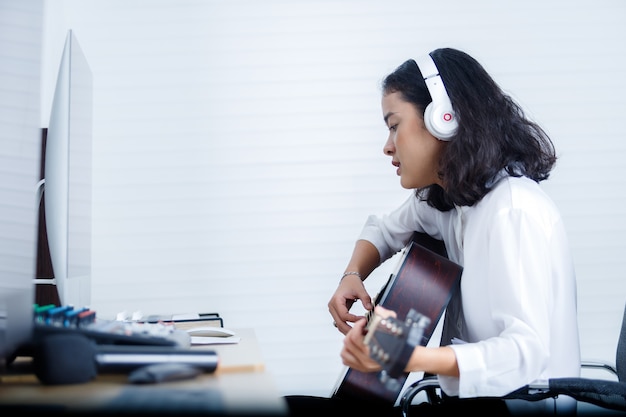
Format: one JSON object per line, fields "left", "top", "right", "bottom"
{"left": 333, "top": 321, "right": 338, "bottom": 328}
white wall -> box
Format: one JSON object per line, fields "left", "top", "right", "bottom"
{"left": 39, "top": 0, "right": 626, "bottom": 397}
{"left": 0, "top": 0, "right": 43, "bottom": 358}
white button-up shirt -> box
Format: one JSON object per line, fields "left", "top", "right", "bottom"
{"left": 359, "top": 175, "right": 580, "bottom": 404}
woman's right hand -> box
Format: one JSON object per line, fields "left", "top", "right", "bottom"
{"left": 328, "top": 274, "right": 373, "bottom": 335}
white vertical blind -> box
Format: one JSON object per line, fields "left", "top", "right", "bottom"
{"left": 39, "top": 0, "right": 626, "bottom": 397}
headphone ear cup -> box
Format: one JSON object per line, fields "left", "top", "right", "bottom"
{"left": 423, "top": 102, "right": 457, "bottom": 141}
{"left": 416, "top": 54, "right": 458, "bottom": 141}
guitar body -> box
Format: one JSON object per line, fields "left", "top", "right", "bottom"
{"left": 331, "top": 232, "right": 463, "bottom": 405}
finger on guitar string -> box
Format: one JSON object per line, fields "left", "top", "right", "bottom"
{"left": 345, "top": 318, "right": 369, "bottom": 348}
{"left": 373, "top": 305, "right": 397, "bottom": 319}
{"left": 328, "top": 296, "right": 366, "bottom": 332}
{"left": 340, "top": 319, "right": 381, "bottom": 372}
{"left": 330, "top": 274, "right": 374, "bottom": 314}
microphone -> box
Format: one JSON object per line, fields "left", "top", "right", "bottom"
{"left": 33, "top": 333, "right": 218, "bottom": 385}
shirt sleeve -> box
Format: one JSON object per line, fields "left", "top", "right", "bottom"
{"left": 357, "top": 194, "right": 424, "bottom": 262}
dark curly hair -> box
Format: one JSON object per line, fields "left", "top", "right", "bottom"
{"left": 381, "top": 47, "right": 557, "bottom": 211}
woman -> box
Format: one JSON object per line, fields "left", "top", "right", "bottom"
{"left": 287, "top": 48, "right": 580, "bottom": 416}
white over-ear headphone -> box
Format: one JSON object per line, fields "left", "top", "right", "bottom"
{"left": 415, "top": 53, "right": 458, "bottom": 140}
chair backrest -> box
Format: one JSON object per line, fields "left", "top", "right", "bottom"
{"left": 617, "top": 302, "right": 626, "bottom": 382}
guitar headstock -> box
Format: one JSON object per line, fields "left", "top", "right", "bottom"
{"left": 364, "top": 308, "right": 431, "bottom": 381}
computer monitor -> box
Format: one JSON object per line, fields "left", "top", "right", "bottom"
{"left": 41, "top": 29, "right": 93, "bottom": 308}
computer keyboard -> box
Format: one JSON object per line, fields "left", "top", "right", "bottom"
{"left": 31, "top": 304, "right": 191, "bottom": 348}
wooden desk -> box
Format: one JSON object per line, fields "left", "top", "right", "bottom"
{"left": 0, "top": 328, "right": 288, "bottom": 416}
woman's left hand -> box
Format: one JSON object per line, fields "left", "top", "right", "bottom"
{"left": 339, "top": 316, "right": 382, "bottom": 373}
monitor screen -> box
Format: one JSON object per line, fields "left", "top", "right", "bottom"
{"left": 43, "top": 30, "right": 93, "bottom": 308}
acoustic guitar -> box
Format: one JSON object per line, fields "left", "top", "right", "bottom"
{"left": 331, "top": 232, "right": 463, "bottom": 405}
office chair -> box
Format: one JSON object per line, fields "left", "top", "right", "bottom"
{"left": 398, "top": 302, "right": 626, "bottom": 416}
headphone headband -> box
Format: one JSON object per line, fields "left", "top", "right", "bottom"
{"left": 415, "top": 54, "right": 458, "bottom": 140}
